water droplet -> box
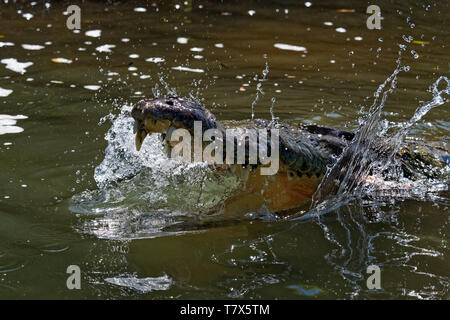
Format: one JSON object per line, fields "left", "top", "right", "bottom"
{"left": 402, "top": 35, "right": 413, "bottom": 43}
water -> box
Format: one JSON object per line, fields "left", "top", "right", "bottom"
{"left": 0, "top": 1, "right": 449, "bottom": 299}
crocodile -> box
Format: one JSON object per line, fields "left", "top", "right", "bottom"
{"left": 131, "top": 96, "right": 449, "bottom": 215}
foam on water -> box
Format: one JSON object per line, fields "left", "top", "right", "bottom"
{"left": 0, "top": 114, "right": 28, "bottom": 135}
{"left": 1, "top": 58, "right": 33, "bottom": 74}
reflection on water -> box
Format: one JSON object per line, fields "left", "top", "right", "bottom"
{"left": 0, "top": 0, "right": 448, "bottom": 299}
{"left": 314, "top": 200, "right": 449, "bottom": 299}
{"left": 105, "top": 274, "right": 174, "bottom": 293}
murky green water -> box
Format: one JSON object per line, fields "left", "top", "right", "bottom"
{"left": 0, "top": 1, "right": 448, "bottom": 299}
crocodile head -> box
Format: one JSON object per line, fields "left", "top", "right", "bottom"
{"left": 131, "top": 96, "right": 217, "bottom": 151}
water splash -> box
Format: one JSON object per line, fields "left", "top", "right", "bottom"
{"left": 152, "top": 73, "right": 178, "bottom": 98}
{"left": 251, "top": 57, "right": 269, "bottom": 120}
{"left": 270, "top": 97, "right": 278, "bottom": 122}
{"left": 312, "top": 56, "right": 449, "bottom": 209}
{"left": 70, "top": 105, "right": 242, "bottom": 239}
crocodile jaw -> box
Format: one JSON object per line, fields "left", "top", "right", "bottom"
{"left": 134, "top": 118, "right": 172, "bottom": 151}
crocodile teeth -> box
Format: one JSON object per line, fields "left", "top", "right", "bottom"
{"left": 135, "top": 128, "right": 148, "bottom": 151}
{"left": 163, "top": 142, "right": 172, "bottom": 157}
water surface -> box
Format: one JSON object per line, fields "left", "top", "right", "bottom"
{"left": 0, "top": 0, "right": 448, "bottom": 299}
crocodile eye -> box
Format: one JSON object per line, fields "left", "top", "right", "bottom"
{"left": 166, "top": 100, "right": 174, "bottom": 106}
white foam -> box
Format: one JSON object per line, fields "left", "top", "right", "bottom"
{"left": 0, "top": 126, "right": 23, "bottom": 134}
{"left": 176, "top": 37, "right": 188, "bottom": 44}
{"left": 1, "top": 58, "right": 33, "bottom": 74}
{"left": 21, "top": 44, "right": 45, "bottom": 50}
{"left": 0, "top": 42, "right": 14, "bottom": 47}
{"left": 146, "top": 57, "right": 165, "bottom": 63}
{"left": 0, "top": 115, "right": 28, "bottom": 120}
{"left": 171, "top": 66, "right": 204, "bottom": 73}
{"left": 22, "top": 13, "right": 33, "bottom": 20}
{"left": 85, "top": 29, "right": 102, "bottom": 38}
{"left": 96, "top": 44, "right": 116, "bottom": 53}
{"left": 84, "top": 85, "right": 101, "bottom": 91}
{"left": 0, "top": 114, "right": 28, "bottom": 135}
{"left": 52, "top": 57, "right": 72, "bottom": 64}
{"left": 134, "top": 7, "right": 147, "bottom": 12}
{"left": 274, "top": 43, "right": 307, "bottom": 52}
{"left": 0, "top": 87, "right": 13, "bottom": 97}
